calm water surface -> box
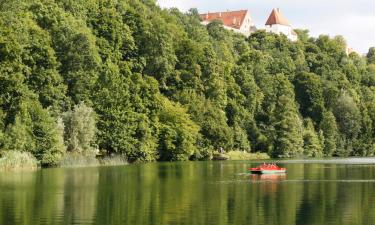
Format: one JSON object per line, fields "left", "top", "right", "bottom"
{"left": 1, "top": 159, "right": 375, "bottom": 225}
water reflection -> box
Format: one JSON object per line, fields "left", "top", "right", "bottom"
{"left": 250, "top": 173, "right": 287, "bottom": 181}
{"left": 1, "top": 161, "right": 375, "bottom": 225}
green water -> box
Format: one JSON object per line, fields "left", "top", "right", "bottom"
{"left": 1, "top": 159, "right": 375, "bottom": 225}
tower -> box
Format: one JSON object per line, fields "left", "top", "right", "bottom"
{"left": 265, "top": 8, "right": 297, "bottom": 41}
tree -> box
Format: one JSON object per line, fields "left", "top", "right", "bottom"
{"left": 29, "top": 1, "right": 101, "bottom": 104}
{"left": 207, "top": 20, "right": 226, "bottom": 41}
{"left": 261, "top": 75, "right": 304, "bottom": 157}
{"left": 303, "top": 118, "right": 323, "bottom": 157}
{"left": 232, "top": 123, "right": 251, "bottom": 152}
{"left": 320, "top": 111, "right": 339, "bottom": 156}
{"left": 333, "top": 92, "right": 361, "bottom": 155}
{"left": 188, "top": 97, "right": 233, "bottom": 150}
{"left": 367, "top": 47, "right": 375, "bottom": 64}
{"left": 333, "top": 92, "right": 361, "bottom": 139}
{"left": 294, "top": 72, "right": 325, "bottom": 124}
{"left": 158, "top": 97, "right": 200, "bottom": 161}
{"left": 4, "top": 100, "right": 66, "bottom": 166}
{"left": 93, "top": 61, "right": 158, "bottom": 162}
{"left": 2, "top": 0, "right": 375, "bottom": 164}
{"left": 63, "top": 102, "right": 97, "bottom": 155}
{"left": 273, "top": 95, "right": 304, "bottom": 157}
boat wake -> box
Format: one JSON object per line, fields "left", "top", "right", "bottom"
{"left": 214, "top": 179, "right": 375, "bottom": 184}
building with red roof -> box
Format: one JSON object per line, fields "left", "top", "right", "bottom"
{"left": 265, "top": 8, "right": 298, "bottom": 41}
{"left": 200, "top": 10, "right": 256, "bottom": 36}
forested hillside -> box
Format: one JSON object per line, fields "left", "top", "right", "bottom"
{"left": 1, "top": 0, "right": 375, "bottom": 166}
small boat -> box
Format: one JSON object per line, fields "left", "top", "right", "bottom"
{"left": 248, "top": 163, "right": 286, "bottom": 174}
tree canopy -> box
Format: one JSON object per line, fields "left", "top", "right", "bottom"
{"left": 1, "top": 0, "right": 375, "bottom": 165}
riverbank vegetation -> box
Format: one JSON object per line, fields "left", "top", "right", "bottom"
{"left": 0, "top": 151, "right": 38, "bottom": 171}
{"left": 1, "top": 0, "right": 375, "bottom": 167}
{"left": 226, "top": 151, "right": 270, "bottom": 160}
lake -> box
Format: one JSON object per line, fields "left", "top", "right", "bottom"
{"left": 1, "top": 159, "right": 375, "bottom": 225}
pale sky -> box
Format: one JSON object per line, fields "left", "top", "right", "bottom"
{"left": 157, "top": 0, "right": 375, "bottom": 54}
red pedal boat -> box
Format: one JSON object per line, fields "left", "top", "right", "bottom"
{"left": 248, "top": 163, "right": 286, "bottom": 174}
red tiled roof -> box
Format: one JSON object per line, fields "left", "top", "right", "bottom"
{"left": 265, "top": 8, "right": 290, "bottom": 26}
{"left": 200, "top": 10, "right": 248, "bottom": 29}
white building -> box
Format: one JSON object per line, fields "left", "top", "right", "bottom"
{"left": 200, "top": 10, "right": 257, "bottom": 37}
{"left": 265, "top": 8, "right": 298, "bottom": 41}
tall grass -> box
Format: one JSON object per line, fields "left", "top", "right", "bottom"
{"left": 227, "top": 151, "right": 270, "bottom": 160}
{"left": 58, "top": 152, "right": 99, "bottom": 167}
{"left": 58, "top": 152, "right": 128, "bottom": 168}
{"left": 99, "top": 155, "right": 128, "bottom": 166}
{"left": 0, "top": 151, "right": 38, "bottom": 171}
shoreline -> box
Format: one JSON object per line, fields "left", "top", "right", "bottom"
{"left": 4, "top": 155, "right": 375, "bottom": 173}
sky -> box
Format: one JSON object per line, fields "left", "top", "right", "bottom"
{"left": 157, "top": 0, "right": 375, "bottom": 54}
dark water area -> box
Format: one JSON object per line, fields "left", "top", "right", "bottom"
{"left": 1, "top": 159, "right": 375, "bottom": 225}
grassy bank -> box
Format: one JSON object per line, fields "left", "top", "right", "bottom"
{"left": 0, "top": 150, "right": 269, "bottom": 172}
{"left": 58, "top": 152, "right": 128, "bottom": 168}
{"left": 0, "top": 151, "right": 39, "bottom": 172}
{"left": 226, "top": 151, "right": 270, "bottom": 160}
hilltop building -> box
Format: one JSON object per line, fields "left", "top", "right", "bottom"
{"left": 346, "top": 47, "right": 359, "bottom": 55}
{"left": 265, "top": 8, "right": 298, "bottom": 41}
{"left": 200, "top": 10, "right": 257, "bottom": 36}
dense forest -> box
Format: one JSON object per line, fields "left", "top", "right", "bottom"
{"left": 1, "top": 0, "right": 375, "bottom": 166}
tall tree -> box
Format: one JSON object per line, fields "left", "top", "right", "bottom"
{"left": 320, "top": 111, "right": 339, "bottom": 156}
{"left": 303, "top": 118, "right": 323, "bottom": 157}
{"left": 367, "top": 47, "right": 375, "bottom": 64}
{"left": 294, "top": 72, "right": 325, "bottom": 124}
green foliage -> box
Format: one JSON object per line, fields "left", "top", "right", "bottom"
{"left": 367, "top": 47, "right": 375, "bottom": 64}
{"left": 3, "top": 100, "right": 65, "bottom": 166}
{"left": 63, "top": 102, "right": 97, "bottom": 154}
{"left": 333, "top": 92, "right": 361, "bottom": 139}
{"left": 1, "top": 0, "right": 374, "bottom": 165}
{"left": 294, "top": 72, "right": 324, "bottom": 123}
{"left": 303, "top": 119, "right": 323, "bottom": 157}
{"left": 333, "top": 92, "right": 361, "bottom": 156}
{"left": 188, "top": 96, "right": 233, "bottom": 150}
{"left": 320, "top": 111, "right": 339, "bottom": 156}
{"left": 158, "top": 97, "right": 200, "bottom": 161}
{"left": 273, "top": 95, "right": 304, "bottom": 158}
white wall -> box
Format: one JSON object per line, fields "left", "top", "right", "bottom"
{"left": 239, "top": 11, "right": 255, "bottom": 35}
{"left": 265, "top": 24, "right": 297, "bottom": 41}
{"left": 200, "top": 11, "right": 256, "bottom": 37}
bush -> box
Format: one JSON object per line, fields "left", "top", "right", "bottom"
{"left": 0, "top": 151, "right": 38, "bottom": 171}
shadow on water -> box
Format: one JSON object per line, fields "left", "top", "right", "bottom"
{"left": 1, "top": 160, "right": 375, "bottom": 225}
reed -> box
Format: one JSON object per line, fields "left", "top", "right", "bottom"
{"left": 58, "top": 152, "right": 99, "bottom": 167}
{"left": 0, "top": 151, "right": 39, "bottom": 171}
{"left": 227, "top": 151, "right": 270, "bottom": 160}
{"left": 58, "top": 152, "right": 128, "bottom": 167}
{"left": 100, "top": 155, "right": 128, "bottom": 166}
